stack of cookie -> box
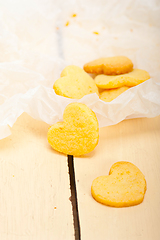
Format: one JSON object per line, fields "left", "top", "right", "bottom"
{"left": 50, "top": 59, "right": 148, "bottom": 207}
{"left": 53, "top": 56, "right": 150, "bottom": 102}
{"left": 83, "top": 56, "right": 150, "bottom": 102}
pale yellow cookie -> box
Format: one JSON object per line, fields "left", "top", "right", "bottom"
{"left": 95, "top": 69, "right": 150, "bottom": 89}
{"left": 47, "top": 103, "right": 99, "bottom": 156}
{"left": 53, "top": 65, "right": 99, "bottom": 99}
{"left": 91, "top": 161, "right": 146, "bottom": 207}
{"left": 84, "top": 56, "right": 133, "bottom": 75}
{"left": 100, "top": 87, "right": 129, "bottom": 102}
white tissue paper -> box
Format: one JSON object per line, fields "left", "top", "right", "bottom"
{"left": 0, "top": 0, "right": 160, "bottom": 139}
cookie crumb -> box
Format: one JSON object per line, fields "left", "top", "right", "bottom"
{"left": 93, "top": 31, "right": 99, "bottom": 35}
{"left": 72, "top": 13, "right": 77, "bottom": 17}
{"left": 65, "top": 21, "right": 70, "bottom": 26}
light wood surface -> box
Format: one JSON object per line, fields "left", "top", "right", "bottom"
{"left": 0, "top": 113, "right": 74, "bottom": 240}
{"left": 74, "top": 116, "right": 160, "bottom": 240}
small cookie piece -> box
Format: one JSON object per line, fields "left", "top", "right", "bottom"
{"left": 100, "top": 86, "right": 129, "bottom": 102}
{"left": 91, "top": 161, "right": 146, "bottom": 207}
{"left": 47, "top": 103, "right": 99, "bottom": 156}
{"left": 53, "top": 65, "right": 99, "bottom": 99}
{"left": 95, "top": 69, "right": 150, "bottom": 89}
{"left": 84, "top": 56, "right": 133, "bottom": 75}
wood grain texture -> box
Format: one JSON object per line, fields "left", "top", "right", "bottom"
{"left": 74, "top": 116, "right": 160, "bottom": 240}
{"left": 0, "top": 113, "right": 74, "bottom": 240}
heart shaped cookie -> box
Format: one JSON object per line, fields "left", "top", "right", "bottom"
{"left": 47, "top": 103, "right": 99, "bottom": 156}
{"left": 95, "top": 69, "right": 150, "bottom": 89}
{"left": 91, "top": 161, "right": 146, "bottom": 207}
{"left": 53, "top": 65, "right": 99, "bottom": 99}
{"left": 83, "top": 56, "right": 133, "bottom": 75}
{"left": 99, "top": 86, "right": 129, "bottom": 102}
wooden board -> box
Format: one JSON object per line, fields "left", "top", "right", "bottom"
{"left": 0, "top": 113, "right": 74, "bottom": 240}
{"left": 74, "top": 116, "right": 160, "bottom": 240}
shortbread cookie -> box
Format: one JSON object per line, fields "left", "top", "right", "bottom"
{"left": 91, "top": 161, "right": 146, "bottom": 207}
{"left": 47, "top": 103, "right": 99, "bottom": 156}
{"left": 95, "top": 69, "right": 150, "bottom": 89}
{"left": 53, "top": 65, "right": 99, "bottom": 99}
{"left": 100, "top": 86, "right": 129, "bottom": 102}
{"left": 84, "top": 56, "right": 133, "bottom": 75}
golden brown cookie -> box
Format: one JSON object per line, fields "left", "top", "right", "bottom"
{"left": 47, "top": 103, "right": 99, "bottom": 156}
{"left": 100, "top": 87, "right": 129, "bottom": 102}
{"left": 91, "top": 161, "right": 146, "bottom": 207}
{"left": 83, "top": 56, "right": 133, "bottom": 75}
{"left": 95, "top": 69, "right": 150, "bottom": 89}
{"left": 53, "top": 65, "right": 99, "bottom": 99}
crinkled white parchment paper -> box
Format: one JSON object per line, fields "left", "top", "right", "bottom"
{"left": 0, "top": 0, "right": 160, "bottom": 139}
